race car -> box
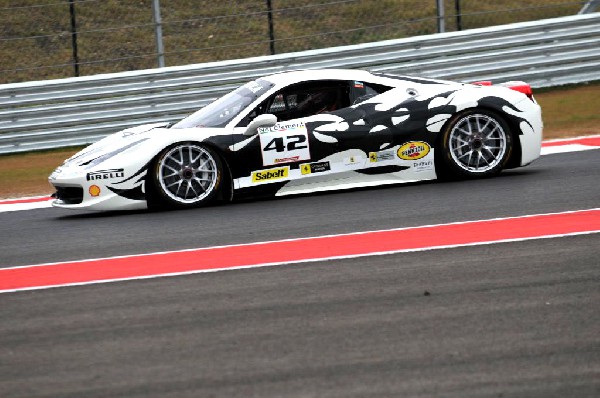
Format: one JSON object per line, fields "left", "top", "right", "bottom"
{"left": 48, "top": 69, "right": 543, "bottom": 211}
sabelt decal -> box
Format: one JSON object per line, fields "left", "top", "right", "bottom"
{"left": 259, "top": 122, "right": 311, "bottom": 166}
{"left": 86, "top": 168, "right": 125, "bottom": 181}
{"left": 369, "top": 150, "right": 395, "bottom": 163}
{"left": 300, "top": 161, "right": 331, "bottom": 175}
{"left": 252, "top": 167, "right": 290, "bottom": 183}
{"left": 397, "top": 142, "right": 431, "bottom": 160}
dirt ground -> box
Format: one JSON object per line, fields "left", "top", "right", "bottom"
{"left": 0, "top": 83, "right": 598, "bottom": 199}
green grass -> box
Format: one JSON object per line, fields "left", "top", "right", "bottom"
{"left": 0, "top": 0, "right": 583, "bottom": 84}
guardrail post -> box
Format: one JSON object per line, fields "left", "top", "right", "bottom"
{"left": 436, "top": 0, "right": 445, "bottom": 33}
{"left": 152, "top": 0, "right": 166, "bottom": 68}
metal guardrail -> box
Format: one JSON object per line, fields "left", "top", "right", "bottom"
{"left": 580, "top": 0, "right": 600, "bottom": 14}
{"left": 1, "top": 13, "right": 599, "bottom": 155}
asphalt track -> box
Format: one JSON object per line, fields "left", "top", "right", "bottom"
{"left": 1, "top": 149, "right": 599, "bottom": 397}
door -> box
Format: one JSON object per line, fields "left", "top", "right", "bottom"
{"left": 233, "top": 80, "right": 356, "bottom": 189}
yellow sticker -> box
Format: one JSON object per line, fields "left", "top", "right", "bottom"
{"left": 252, "top": 167, "right": 289, "bottom": 183}
{"left": 89, "top": 185, "right": 101, "bottom": 197}
{"left": 397, "top": 141, "right": 431, "bottom": 160}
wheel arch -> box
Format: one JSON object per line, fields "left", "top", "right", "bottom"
{"left": 434, "top": 106, "right": 515, "bottom": 179}
{"left": 436, "top": 105, "right": 522, "bottom": 170}
{"left": 196, "top": 141, "right": 234, "bottom": 201}
{"left": 145, "top": 140, "right": 232, "bottom": 209}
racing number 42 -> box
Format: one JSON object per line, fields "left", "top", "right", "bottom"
{"left": 263, "top": 135, "right": 307, "bottom": 152}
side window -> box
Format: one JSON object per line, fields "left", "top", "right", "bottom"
{"left": 293, "top": 88, "right": 339, "bottom": 117}
{"left": 351, "top": 81, "right": 393, "bottom": 105}
{"left": 238, "top": 80, "right": 352, "bottom": 127}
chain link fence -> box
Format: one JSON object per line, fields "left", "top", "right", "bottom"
{"left": 0, "top": 0, "right": 590, "bottom": 84}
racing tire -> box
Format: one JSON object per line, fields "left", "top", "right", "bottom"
{"left": 146, "top": 143, "right": 223, "bottom": 210}
{"left": 436, "top": 109, "right": 513, "bottom": 179}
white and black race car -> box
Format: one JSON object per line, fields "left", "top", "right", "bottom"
{"left": 49, "top": 69, "right": 542, "bottom": 211}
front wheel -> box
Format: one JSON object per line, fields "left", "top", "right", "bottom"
{"left": 437, "top": 110, "right": 513, "bottom": 179}
{"left": 147, "top": 143, "right": 222, "bottom": 209}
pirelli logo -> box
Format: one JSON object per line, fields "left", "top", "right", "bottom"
{"left": 252, "top": 167, "right": 289, "bottom": 183}
{"left": 86, "top": 168, "right": 125, "bottom": 181}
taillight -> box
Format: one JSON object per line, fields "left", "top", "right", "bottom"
{"left": 501, "top": 81, "right": 534, "bottom": 100}
{"left": 471, "top": 80, "right": 535, "bottom": 101}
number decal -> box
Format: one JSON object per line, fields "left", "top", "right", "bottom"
{"left": 263, "top": 137, "right": 285, "bottom": 152}
{"left": 258, "top": 122, "right": 311, "bottom": 166}
{"left": 287, "top": 135, "right": 307, "bottom": 150}
{"left": 263, "top": 135, "right": 307, "bottom": 152}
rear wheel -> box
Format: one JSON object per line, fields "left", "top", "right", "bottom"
{"left": 147, "top": 143, "right": 222, "bottom": 209}
{"left": 437, "top": 110, "right": 512, "bottom": 179}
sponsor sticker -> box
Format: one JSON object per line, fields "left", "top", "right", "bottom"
{"left": 86, "top": 168, "right": 125, "bottom": 181}
{"left": 258, "top": 122, "right": 311, "bottom": 166}
{"left": 397, "top": 141, "right": 431, "bottom": 160}
{"left": 274, "top": 156, "right": 300, "bottom": 164}
{"left": 344, "top": 155, "right": 363, "bottom": 165}
{"left": 300, "top": 161, "right": 331, "bottom": 175}
{"left": 251, "top": 167, "right": 289, "bottom": 183}
{"left": 258, "top": 121, "right": 307, "bottom": 135}
{"left": 369, "top": 150, "right": 395, "bottom": 163}
{"left": 413, "top": 160, "right": 434, "bottom": 172}
{"left": 89, "top": 185, "right": 101, "bottom": 197}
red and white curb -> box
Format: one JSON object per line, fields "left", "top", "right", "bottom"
{"left": 1, "top": 208, "right": 598, "bottom": 294}
{"left": 540, "top": 134, "right": 600, "bottom": 155}
{"left": 0, "top": 135, "right": 599, "bottom": 213}
{"left": 0, "top": 195, "right": 52, "bottom": 212}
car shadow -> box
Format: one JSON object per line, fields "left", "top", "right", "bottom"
{"left": 55, "top": 168, "right": 543, "bottom": 219}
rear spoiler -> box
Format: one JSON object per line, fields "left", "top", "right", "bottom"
{"left": 472, "top": 80, "right": 534, "bottom": 100}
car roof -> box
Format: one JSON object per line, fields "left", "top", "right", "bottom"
{"left": 262, "top": 69, "right": 378, "bottom": 85}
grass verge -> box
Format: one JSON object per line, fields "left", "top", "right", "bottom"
{"left": 0, "top": 82, "right": 598, "bottom": 199}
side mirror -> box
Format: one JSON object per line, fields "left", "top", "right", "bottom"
{"left": 244, "top": 114, "right": 277, "bottom": 136}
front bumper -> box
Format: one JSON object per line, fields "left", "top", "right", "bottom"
{"left": 49, "top": 167, "right": 147, "bottom": 211}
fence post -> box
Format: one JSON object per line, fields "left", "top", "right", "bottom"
{"left": 266, "top": 0, "right": 276, "bottom": 55}
{"left": 152, "top": 0, "right": 165, "bottom": 68}
{"left": 455, "top": 0, "right": 462, "bottom": 31}
{"left": 436, "top": 0, "right": 445, "bottom": 33}
{"left": 68, "top": 0, "right": 79, "bottom": 77}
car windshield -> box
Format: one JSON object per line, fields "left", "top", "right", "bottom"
{"left": 172, "top": 79, "right": 273, "bottom": 129}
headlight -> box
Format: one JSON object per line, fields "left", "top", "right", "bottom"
{"left": 83, "top": 138, "right": 149, "bottom": 169}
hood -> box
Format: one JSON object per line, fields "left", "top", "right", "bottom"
{"left": 61, "top": 122, "right": 229, "bottom": 169}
